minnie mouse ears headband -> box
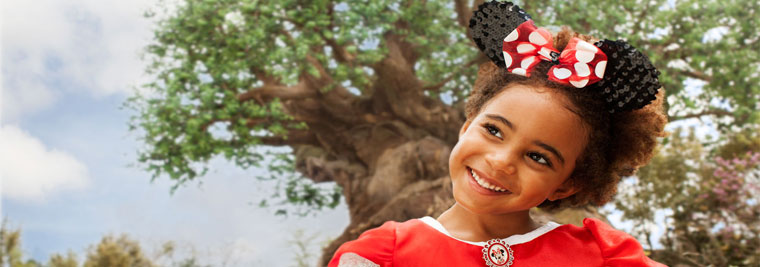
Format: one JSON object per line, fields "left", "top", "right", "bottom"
{"left": 469, "top": 1, "right": 661, "bottom": 113}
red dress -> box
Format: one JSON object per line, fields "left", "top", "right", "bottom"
{"left": 329, "top": 217, "right": 666, "bottom": 267}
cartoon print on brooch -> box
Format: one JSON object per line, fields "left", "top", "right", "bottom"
{"left": 482, "top": 239, "right": 514, "bottom": 267}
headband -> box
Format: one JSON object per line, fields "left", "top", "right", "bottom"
{"left": 469, "top": 1, "right": 661, "bottom": 113}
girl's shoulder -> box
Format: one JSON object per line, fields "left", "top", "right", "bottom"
{"left": 555, "top": 218, "right": 666, "bottom": 267}
{"left": 327, "top": 219, "right": 427, "bottom": 267}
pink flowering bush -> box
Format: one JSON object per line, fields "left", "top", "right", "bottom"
{"left": 686, "top": 152, "right": 760, "bottom": 263}
{"left": 616, "top": 129, "right": 760, "bottom": 266}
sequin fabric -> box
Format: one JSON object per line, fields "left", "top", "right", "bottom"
{"left": 469, "top": 1, "right": 531, "bottom": 69}
{"left": 590, "top": 39, "right": 662, "bottom": 113}
{"left": 337, "top": 253, "right": 380, "bottom": 267}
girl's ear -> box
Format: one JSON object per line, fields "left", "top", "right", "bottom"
{"left": 548, "top": 178, "right": 580, "bottom": 201}
{"left": 459, "top": 120, "right": 472, "bottom": 137}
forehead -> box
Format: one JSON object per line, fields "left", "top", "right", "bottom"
{"left": 477, "top": 84, "right": 589, "bottom": 158}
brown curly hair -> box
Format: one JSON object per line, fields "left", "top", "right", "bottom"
{"left": 465, "top": 28, "right": 668, "bottom": 209}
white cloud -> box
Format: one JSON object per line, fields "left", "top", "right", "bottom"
{"left": 0, "top": 124, "right": 89, "bottom": 201}
{"left": 1, "top": 0, "right": 156, "bottom": 122}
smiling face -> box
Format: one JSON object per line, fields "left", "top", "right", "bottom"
{"left": 449, "top": 84, "right": 589, "bottom": 215}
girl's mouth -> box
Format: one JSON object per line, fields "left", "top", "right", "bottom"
{"left": 467, "top": 167, "right": 512, "bottom": 195}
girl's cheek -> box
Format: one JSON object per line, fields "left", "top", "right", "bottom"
{"left": 449, "top": 143, "right": 465, "bottom": 171}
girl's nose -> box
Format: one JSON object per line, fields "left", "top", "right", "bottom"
{"left": 485, "top": 150, "right": 518, "bottom": 176}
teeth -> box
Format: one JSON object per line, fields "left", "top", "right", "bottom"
{"left": 470, "top": 168, "right": 506, "bottom": 192}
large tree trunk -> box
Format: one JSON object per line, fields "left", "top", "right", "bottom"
{"left": 280, "top": 30, "right": 468, "bottom": 266}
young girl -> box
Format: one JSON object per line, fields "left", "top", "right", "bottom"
{"left": 329, "top": 1, "right": 667, "bottom": 266}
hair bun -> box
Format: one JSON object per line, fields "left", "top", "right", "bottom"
{"left": 469, "top": 1, "right": 531, "bottom": 68}
{"left": 591, "top": 39, "right": 662, "bottom": 113}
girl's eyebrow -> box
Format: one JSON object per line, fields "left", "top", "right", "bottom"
{"left": 485, "top": 114, "right": 514, "bottom": 130}
{"left": 485, "top": 113, "right": 566, "bottom": 166}
{"left": 533, "top": 141, "right": 566, "bottom": 166}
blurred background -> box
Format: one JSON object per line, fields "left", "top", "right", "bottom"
{"left": 1, "top": 0, "right": 758, "bottom": 266}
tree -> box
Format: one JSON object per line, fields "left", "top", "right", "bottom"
{"left": 130, "top": 0, "right": 759, "bottom": 264}
{"left": 48, "top": 252, "right": 79, "bottom": 267}
{"left": 83, "top": 235, "right": 155, "bottom": 267}
{"left": 0, "top": 222, "right": 42, "bottom": 267}
{"left": 0, "top": 223, "right": 216, "bottom": 267}
{"left": 287, "top": 229, "right": 321, "bottom": 267}
{"left": 615, "top": 128, "right": 760, "bottom": 266}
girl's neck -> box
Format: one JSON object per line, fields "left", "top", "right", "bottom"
{"left": 436, "top": 203, "right": 540, "bottom": 242}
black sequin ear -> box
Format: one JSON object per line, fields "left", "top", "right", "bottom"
{"left": 469, "top": 1, "right": 532, "bottom": 68}
{"left": 591, "top": 39, "right": 662, "bottom": 113}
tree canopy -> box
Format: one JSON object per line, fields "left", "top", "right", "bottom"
{"left": 132, "top": 0, "right": 758, "bottom": 189}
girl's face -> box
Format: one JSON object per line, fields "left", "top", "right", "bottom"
{"left": 449, "top": 84, "right": 588, "bottom": 215}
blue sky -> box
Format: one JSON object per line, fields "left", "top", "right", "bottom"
{"left": 1, "top": 0, "right": 348, "bottom": 265}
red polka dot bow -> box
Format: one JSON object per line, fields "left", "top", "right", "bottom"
{"left": 502, "top": 20, "right": 608, "bottom": 88}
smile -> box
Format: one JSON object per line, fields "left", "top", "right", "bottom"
{"left": 467, "top": 167, "right": 511, "bottom": 194}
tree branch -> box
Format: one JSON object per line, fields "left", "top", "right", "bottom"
{"left": 422, "top": 54, "right": 485, "bottom": 91}
{"left": 236, "top": 82, "right": 316, "bottom": 103}
{"left": 249, "top": 66, "right": 280, "bottom": 85}
{"left": 677, "top": 70, "right": 713, "bottom": 83}
{"left": 257, "top": 130, "right": 319, "bottom": 146}
{"left": 276, "top": 27, "right": 366, "bottom": 125}
{"left": 454, "top": 0, "right": 470, "bottom": 29}
{"left": 624, "top": 0, "right": 651, "bottom": 37}
{"left": 324, "top": 2, "right": 356, "bottom": 65}
{"left": 670, "top": 108, "right": 733, "bottom": 122}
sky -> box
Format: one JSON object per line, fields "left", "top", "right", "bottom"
{"left": 0, "top": 0, "right": 348, "bottom": 265}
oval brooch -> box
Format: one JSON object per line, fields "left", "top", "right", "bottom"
{"left": 482, "top": 239, "right": 514, "bottom": 267}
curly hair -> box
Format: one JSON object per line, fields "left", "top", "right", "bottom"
{"left": 464, "top": 28, "right": 668, "bottom": 210}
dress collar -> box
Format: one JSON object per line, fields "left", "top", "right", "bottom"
{"left": 418, "top": 216, "right": 561, "bottom": 246}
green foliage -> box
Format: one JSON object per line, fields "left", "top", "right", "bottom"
{"left": 131, "top": 0, "right": 475, "bottom": 208}
{"left": 0, "top": 223, "right": 236, "bottom": 267}
{"left": 0, "top": 222, "right": 42, "bottom": 267}
{"left": 714, "top": 125, "right": 760, "bottom": 158}
{"left": 49, "top": 252, "right": 79, "bottom": 267}
{"left": 83, "top": 235, "right": 155, "bottom": 267}
{"left": 524, "top": 0, "right": 760, "bottom": 127}
{"left": 257, "top": 151, "right": 342, "bottom": 216}
{"left": 152, "top": 241, "right": 211, "bottom": 267}
{"left": 615, "top": 128, "right": 760, "bottom": 265}
{"left": 286, "top": 229, "right": 320, "bottom": 267}
{"left": 133, "top": 0, "right": 759, "bottom": 219}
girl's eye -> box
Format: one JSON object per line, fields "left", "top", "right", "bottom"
{"left": 483, "top": 123, "right": 502, "bottom": 139}
{"left": 527, "top": 152, "right": 552, "bottom": 167}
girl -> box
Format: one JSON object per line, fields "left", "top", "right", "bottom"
{"left": 329, "top": 1, "right": 667, "bottom": 266}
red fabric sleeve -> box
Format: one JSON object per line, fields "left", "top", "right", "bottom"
{"left": 328, "top": 221, "right": 397, "bottom": 267}
{"left": 583, "top": 218, "right": 667, "bottom": 267}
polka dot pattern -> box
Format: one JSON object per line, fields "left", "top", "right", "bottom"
{"left": 553, "top": 68, "right": 572, "bottom": 79}
{"left": 570, "top": 79, "right": 589, "bottom": 88}
{"left": 521, "top": 56, "right": 537, "bottom": 69}
{"left": 574, "top": 62, "right": 591, "bottom": 77}
{"left": 500, "top": 20, "right": 607, "bottom": 87}
{"left": 517, "top": 43, "right": 537, "bottom": 54}
{"left": 547, "top": 38, "right": 607, "bottom": 88}
{"left": 501, "top": 20, "right": 558, "bottom": 77}
{"left": 502, "top": 51, "right": 513, "bottom": 68}
{"left": 595, "top": 61, "right": 607, "bottom": 78}
{"left": 529, "top": 31, "right": 549, "bottom": 45}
